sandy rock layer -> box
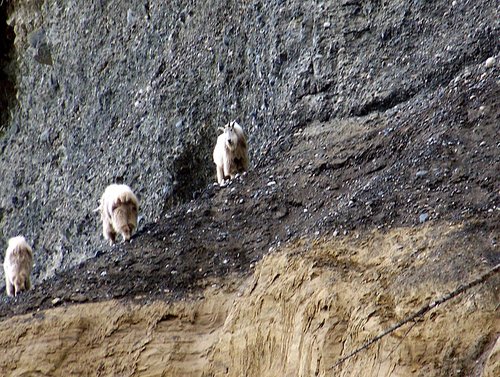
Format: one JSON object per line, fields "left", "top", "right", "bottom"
{"left": 0, "top": 225, "right": 498, "bottom": 377}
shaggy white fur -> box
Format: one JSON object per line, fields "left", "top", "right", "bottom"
{"left": 213, "top": 121, "right": 249, "bottom": 185}
{"left": 99, "top": 184, "right": 139, "bottom": 245}
{"left": 3, "top": 236, "right": 33, "bottom": 297}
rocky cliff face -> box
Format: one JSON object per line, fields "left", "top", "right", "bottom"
{"left": 0, "top": 0, "right": 498, "bottom": 376}
{"left": 1, "top": 0, "right": 497, "bottom": 280}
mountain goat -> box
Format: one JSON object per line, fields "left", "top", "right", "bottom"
{"left": 3, "top": 236, "right": 34, "bottom": 297}
{"left": 98, "top": 184, "right": 139, "bottom": 245}
{"left": 213, "top": 121, "right": 249, "bottom": 185}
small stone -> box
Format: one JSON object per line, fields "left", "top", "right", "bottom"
{"left": 267, "top": 181, "right": 276, "bottom": 186}
{"left": 51, "top": 297, "right": 61, "bottom": 305}
{"left": 419, "top": 213, "right": 429, "bottom": 223}
{"left": 40, "top": 129, "right": 51, "bottom": 143}
{"left": 28, "top": 28, "right": 46, "bottom": 48}
{"left": 416, "top": 170, "right": 428, "bottom": 178}
{"left": 323, "top": 21, "right": 331, "bottom": 29}
{"left": 485, "top": 57, "right": 495, "bottom": 68}
{"left": 127, "top": 9, "right": 136, "bottom": 25}
{"left": 70, "top": 294, "right": 87, "bottom": 303}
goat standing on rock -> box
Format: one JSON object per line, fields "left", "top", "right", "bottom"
{"left": 98, "top": 184, "right": 139, "bottom": 245}
{"left": 213, "top": 121, "right": 249, "bottom": 186}
{"left": 3, "top": 236, "right": 33, "bottom": 297}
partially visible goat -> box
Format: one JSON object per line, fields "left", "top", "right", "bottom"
{"left": 3, "top": 236, "right": 34, "bottom": 297}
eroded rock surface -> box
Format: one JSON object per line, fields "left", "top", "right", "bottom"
{"left": 0, "top": 0, "right": 498, "bottom": 376}
{"left": 0, "top": 226, "right": 498, "bottom": 376}
{"left": 0, "top": 0, "right": 498, "bottom": 280}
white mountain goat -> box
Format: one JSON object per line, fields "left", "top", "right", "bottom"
{"left": 98, "top": 184, "right": 139, "bottom": 245}
{"left": 212, "top": 121, "right": 249, "bottom": 185}
{"left": 3, "top": 236, "right": 34, "bottom": 297}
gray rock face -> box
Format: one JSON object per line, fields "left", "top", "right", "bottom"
{"left": 0, "top": 0, "right": 498, "bottom": 281}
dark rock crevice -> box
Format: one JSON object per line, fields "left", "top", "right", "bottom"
{"left": 0, "top": 1, "right": 16, "bottom": 136}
